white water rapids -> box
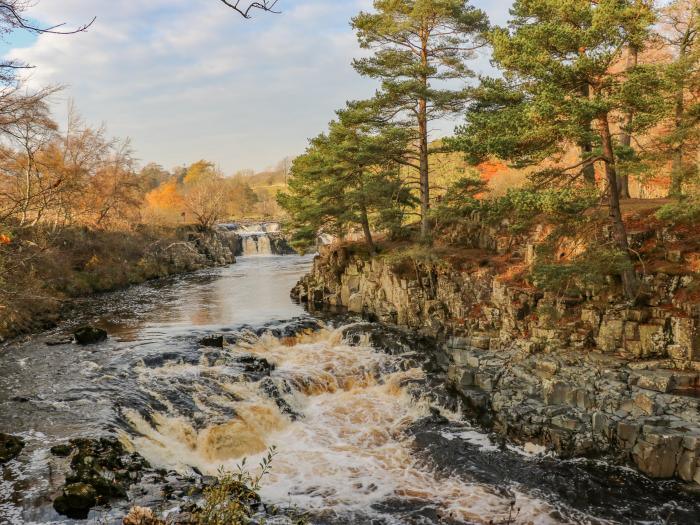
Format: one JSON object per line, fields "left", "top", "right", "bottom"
{"left": 122, "top": 327, "right": 556, "bottom": 524}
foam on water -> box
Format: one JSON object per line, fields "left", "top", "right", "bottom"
{"left": 123, "top": 327, "right": 561, "bottom": 524}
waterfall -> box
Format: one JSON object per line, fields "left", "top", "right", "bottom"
{"left": 218, "top": 222, "right": 294, "bottom": 256}
{"left": 241, "top": 233, "right": 272, "bottom": 256}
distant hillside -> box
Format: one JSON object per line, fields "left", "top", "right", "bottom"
{"left": 239, "top": 167, "right": 289, "bottom": 219}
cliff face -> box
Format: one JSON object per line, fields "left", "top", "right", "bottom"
{"left": 293, "top": 246, "right": 700, "bottom": 485}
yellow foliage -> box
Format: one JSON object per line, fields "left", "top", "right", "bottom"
{"left": 145, "top": 179, "right": 185, "bottom": 211}
{"left": 183, "top": 160, "right": 217, "bottom": 185}
{"left": 144, "top": 179, "right": 186, "bottom": 225}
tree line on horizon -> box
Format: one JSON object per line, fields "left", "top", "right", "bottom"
{"left": 278, "top": 0, "right": 700, "bottom": 300}
{"left": 0, "top": 0, "right": 289, "bottom": 238}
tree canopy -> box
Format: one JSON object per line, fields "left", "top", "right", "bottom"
{"left": 351, "top": 0, "right": 489, "bottom": 240}
{"left": 278, "top": 107, "right": 415, "bottom": 254}
{"left": 449, "top": 0, "right": 663, "bottom": 299}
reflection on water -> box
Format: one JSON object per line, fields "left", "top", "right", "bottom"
{"left": 96, "top": 255, "right": 313, "bottom": 340}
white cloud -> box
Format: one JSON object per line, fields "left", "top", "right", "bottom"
{"left": 5, "top": 0, "right": 510, "bottom": 173}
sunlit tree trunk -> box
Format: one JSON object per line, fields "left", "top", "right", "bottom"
{"left": 599, "top": 113, "right": 637, "bottom": 300}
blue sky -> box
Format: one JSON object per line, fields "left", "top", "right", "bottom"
{"left": 4, "top": 1, "right": 512, "bottom": 173}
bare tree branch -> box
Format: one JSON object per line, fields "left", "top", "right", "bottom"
{"left": 218, "top": 0, "right": 280, "bottom": 18}
{"left": 0, "top": 1, "right": 95, "bottom": 84}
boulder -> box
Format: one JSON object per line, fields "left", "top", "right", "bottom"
{"left": 53, "top": 437, "right": 149, "bottom": 518}
{"left": 677, "top": 448, "right": 699, "bottom": 482}
{"left": 596, "top": 318, "right": 624, "bottom": 352}
{"left": 0, "top": 433, "right": 24, "bottom": 464}
{"left": 53, "top": 483, "right": 97, "bottom": 519}
{"left": 199, "top": 334, "right": 224, "bottom": 348}
{"left": 73, "top": 326, "right": 108, "bottom": 345}
{"left": 50, "top": 444, "right": 73, "bottom": 457}
{"left": 633, "top": 392, "right": 657, "bottom": 416}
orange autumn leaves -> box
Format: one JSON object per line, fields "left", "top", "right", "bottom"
{"left": 145, "top": 179, "right": 185, "bottom": 217}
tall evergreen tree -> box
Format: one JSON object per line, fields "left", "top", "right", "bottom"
{"left": 351, "top": 0, "right": 488, "bottom": 241}
{"left": 451, "top": 0, "right": 660, "bottom": 299}
{"left": 278, "top": 109, "right": 415, "bottom": 254}
{"left": 659, "top": 0, "right": 700, "bottom": 197}
{"left": 617, "top": 0, "right": 657, "bottom": 199}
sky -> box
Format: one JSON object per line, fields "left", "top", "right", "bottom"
{"left": 2, "top": 0, "right": 512, "bottom": 174}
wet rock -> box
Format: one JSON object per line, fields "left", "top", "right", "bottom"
{"left": 236, "top": 355, "right": 274, "bottom": 378}
{"left": 73, "top": 325, "right": 108, "bottom": 345}
{"left": 199, "top": 334, "right": 225, "bottom": 348}
{"left": 0, "top": 433, "right": 24, "bottom": 464}
{"left": 53, "top": 437, "right": 149, "bottom": 517}
{"left": 259, "top": 377, "right": 300, "bottom": 420}
{"left": 50, "top": 444, "right": 74, "bottom": 457}
{"left": 262, "top": 317, "right": 323, "bottom": 339}
{"left": 53, "top": 482, "right": 97, "bottom": 519}
{"left": 46, "top": 337, "right": 74, "bottom": 346}
{"left": 427, "top": 407, "right": 449, "bottom": 425}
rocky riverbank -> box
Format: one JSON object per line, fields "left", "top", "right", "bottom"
{"left": 293, "top": 240, "right": 700, "bottom": 486}
{"left": 0, "top": 226, "right": 240, "bottom": 341}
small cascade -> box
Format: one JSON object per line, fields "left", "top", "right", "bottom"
{"left": 218, "top": 222, "right": 294, "bottom": 256}
{"left": 241, "top": 233, "right": 273, "bottom": 256}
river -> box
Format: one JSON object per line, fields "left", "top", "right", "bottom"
{"left": 1, "top": 255, "right": 699, "bottom": 524}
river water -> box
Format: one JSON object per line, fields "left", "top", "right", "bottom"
{"left": 1, "top": 256, "right": 700, "bottom": 524}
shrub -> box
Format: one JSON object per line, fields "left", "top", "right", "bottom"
{"left": 531, "top": 246, "right": 633, "bottom": 294}
{"left": 481, "top": 187, "right": 598, "bottom": 233}
{"left": 431, "top": 176, "right": 487, "bottom": 226}
{"left": 655, "top": 198, "right": 700, "bottom": 225}
{"left": 195, "top": 448, "right": 275, "bottom": 525}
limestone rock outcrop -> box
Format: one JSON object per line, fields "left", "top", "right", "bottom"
{"left": 293, "top": 246, "right": 700, "bottom": 484}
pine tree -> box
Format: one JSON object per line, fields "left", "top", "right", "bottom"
{"left": 351, "top": 0, "right": 488, "bottom": 241}
{"left": 659, "top": 0, "right": 700, "bottom": 197}
{"left": 278, "top": 108, "right": 415, "bottom": 254}
{"left": 451, "top": 0, "right": 661, "bottom": 300}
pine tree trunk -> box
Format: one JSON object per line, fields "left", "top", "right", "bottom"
{"left": 581, "top": 142, "right": 596, "bottom": 186}
{"left": 670, "top": 143, "right": 684, "bottom": 198}
{"left": 670, "top": 40, "right": 688, "bottom": 198}
{"left": 418, "top": 31, "right": 431, "bottom": 242}
{"left": 618, "top": 46, "right": 637, "bottom": 199}
{"left": 360, "top": 205, "right": 376, "bottom": 256}
{"left": 418, "top": 99, "right": 430, "bottom": 241}
{"left": 580, "top": 83, "right": 596, "bottom": 186}
{"left": 598, "top": 114, "right": 637, "bottom": 300}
